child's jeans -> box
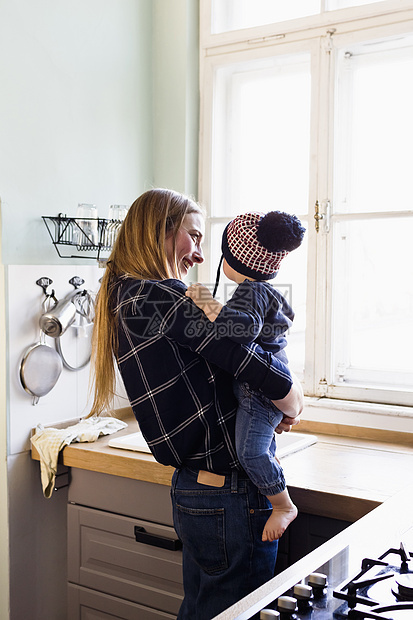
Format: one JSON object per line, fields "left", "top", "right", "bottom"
{"left": 234, "top": 380, "right": 286, "bottom": 496}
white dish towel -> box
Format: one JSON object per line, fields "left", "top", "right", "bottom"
{"left": 31, "top": 416, "right": 128, "bottom": 498}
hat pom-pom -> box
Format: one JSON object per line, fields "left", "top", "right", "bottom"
{"left": 256, "top": 211, "right": 306, "bottom": 253}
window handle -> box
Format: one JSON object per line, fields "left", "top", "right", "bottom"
{"left": 314, "top": 200, "right": 331, "bottom": 233}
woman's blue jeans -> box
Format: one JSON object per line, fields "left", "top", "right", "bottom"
{"left": 171, "top": 467, "right": 278, "bottom": 620}
{"left": 234, "top": 381, "right": 286, "bottom": 496}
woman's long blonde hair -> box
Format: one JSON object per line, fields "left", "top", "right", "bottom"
{"left": 89, "top": 188, "right": 204, "bottom": 416}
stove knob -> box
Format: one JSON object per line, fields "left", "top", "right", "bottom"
{"left": 277, "top": 595, "right": 298, "bottom": 613}
{"left": 308, "top": 572, "right": 328, "bottom": 587}
{"left": 294, "top": 583, "right": 313, "bottom": 600}
{"left": 307, "top": 572, "right": 328, "bottom": 597}
{"left": 260, "top": 610, "right": 280, "bottom": 619}
{"left": 293, "top": 583, "right": 313, "bottom": 609}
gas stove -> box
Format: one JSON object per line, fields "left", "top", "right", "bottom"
{"left": 258, "top": 537, "right": 413, "bottom": 619}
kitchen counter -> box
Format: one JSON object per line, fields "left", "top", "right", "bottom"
{"left": 32, "top": 407, "right": 413, "bottom": 522}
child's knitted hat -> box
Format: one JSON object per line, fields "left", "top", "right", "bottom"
{"left": 222, "top": 211, "right": 305, "bottom": 281}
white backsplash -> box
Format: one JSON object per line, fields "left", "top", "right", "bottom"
{"left": 7, "top": 264, "right": 129, "bottom": 456}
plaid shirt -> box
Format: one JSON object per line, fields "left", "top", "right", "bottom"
{"left": 113, "top": 275, "right": 293, "bottom": 473}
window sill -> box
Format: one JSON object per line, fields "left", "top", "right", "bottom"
{"left": 300, "top": 396, "right": 413, "bottom": 437}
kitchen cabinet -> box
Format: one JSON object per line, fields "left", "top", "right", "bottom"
{"left": 275, "top": 512, "right": 351, "bottom": 573}
{"left": 68, "top": 586, "right": 178, "bottom": 620}
{"left": 67, "top": 468, "right": 184, "bottom": 620}
{"left": 67, "top": 467, "right": 352, "bottom": 620}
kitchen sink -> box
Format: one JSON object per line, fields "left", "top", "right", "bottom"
{"left": 108, "top": 430, "right": 317, "bottom": 458}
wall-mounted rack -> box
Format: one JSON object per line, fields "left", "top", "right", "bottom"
{"left": 42, "top": 214, "right": 122, "bottom": 260}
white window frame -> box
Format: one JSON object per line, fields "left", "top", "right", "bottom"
{"left": 318, "top": 20, "right": 413, "bottom": 408}
{"left": 199, "top": 1, "right": 413, "bottom": 426}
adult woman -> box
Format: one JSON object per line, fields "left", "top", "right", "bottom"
{"left": 90, "top": 188, "right": 303, "bottom": 619}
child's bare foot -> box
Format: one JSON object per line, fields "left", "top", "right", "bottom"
{"left": 262, "top": 489, "right": 298, "bottom": 542}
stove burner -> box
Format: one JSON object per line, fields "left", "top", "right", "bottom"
{"left": 332, "top": 540, "right": 413, "bottom": 618}
{"left": 378, "top": 542, "right": 412, "bottom": 575}
{"left": 392, "top": 573, "right": 413, "bottom": 601}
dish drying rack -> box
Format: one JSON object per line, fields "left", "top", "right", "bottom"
{"left": 42, "top": 214, "right": 122, "bottom": 260}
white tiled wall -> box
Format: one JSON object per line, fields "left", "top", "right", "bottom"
{"left": 7, "top": 264, "right": 128, "bottom": 456}
{"left": 6, "top": 263, "right": 129, "bottom": 620}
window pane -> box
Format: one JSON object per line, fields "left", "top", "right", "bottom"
{"left": 211, "top": 0, "right": 320, "bottom": 34}
{"left": 212, "top": 53, "right": 311, "bottom": 218}
{"left": 327, "top": 0, "right": 381, "bottom": 9}
{"left": 209, "top": 221, "right": 227, "bottom": 291}
{"left": 209, "top": 52, "right": 311, "bottom": 378}
{"left": 334, "top": 35, "right": 413, "bottom": 214}
{"left": 331, "top": 32, "right": 413, "bottom": 393}
{"left": 332, "top": 217, "right": 413, "bottom": 388}
{"left": 277, "top": 235, "right": 308, "bottom": 379}
{"left": 210, "top": 223, "right": 307, "bottom": 380}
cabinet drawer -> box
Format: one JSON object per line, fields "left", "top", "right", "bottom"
{"left": 68, "top": 468, "right": 174, "bottom": 525}
{"left": 68, "top": 504, "right": 183, "bottom": 615}
{"left": 68, "top": 584, "right": 177, "bottom": 620}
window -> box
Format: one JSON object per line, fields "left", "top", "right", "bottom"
{"left": 331, "top": 34, "right": 413, "bottom": 402}
{"left": 199, "top": 1, "right": 413, "bottom": 408}
{"left": 208, "top": 0, "right": 397, "bottom": 35}
{"left": 211, "top": 0, "right": 320, "bottom": 33}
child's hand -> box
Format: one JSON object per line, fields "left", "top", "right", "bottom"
{"left": 186, "top": 283, "right": 214, "bottom": 307}
{"left": 185, "top": 283, "right": 223, "bottom": 322}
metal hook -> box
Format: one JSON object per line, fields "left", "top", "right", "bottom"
{"left": 69, "top": 276, "right": 85, "bottom": 289}
{"left": 36, "top": 277, "right": 53, "bottom": 296}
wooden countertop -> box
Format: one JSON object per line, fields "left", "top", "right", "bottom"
{"left": 60, "top": 414, "right": 176, "bottom": 486}
{"left": 283, "top": 429, "right": 413, "bottom": 520}
{"left": 31, "top": 408, "right": 413, "bottom": 522}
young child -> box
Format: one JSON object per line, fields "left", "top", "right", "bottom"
{"left": 185, "top": 211, "right": 305, "bottom": 542}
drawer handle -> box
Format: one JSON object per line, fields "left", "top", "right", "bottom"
{"left": 134, "top": 526, "right": 182, "bottom": 551}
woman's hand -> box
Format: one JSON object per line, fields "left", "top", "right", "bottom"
{"left": 275, "top": 413, "right": 301, "bottom": 434}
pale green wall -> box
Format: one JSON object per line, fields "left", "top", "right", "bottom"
{"left": 152, "top": 0, "right": 199, "bottom": 196}
{"left": 0, "top": 0, "right": 200, "bottom": 267}
{"left": 0, "top": 0, "right": 154, "bottom": 266}
{"left": 0, "top": 1, "right": 200, "bottom": 617}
